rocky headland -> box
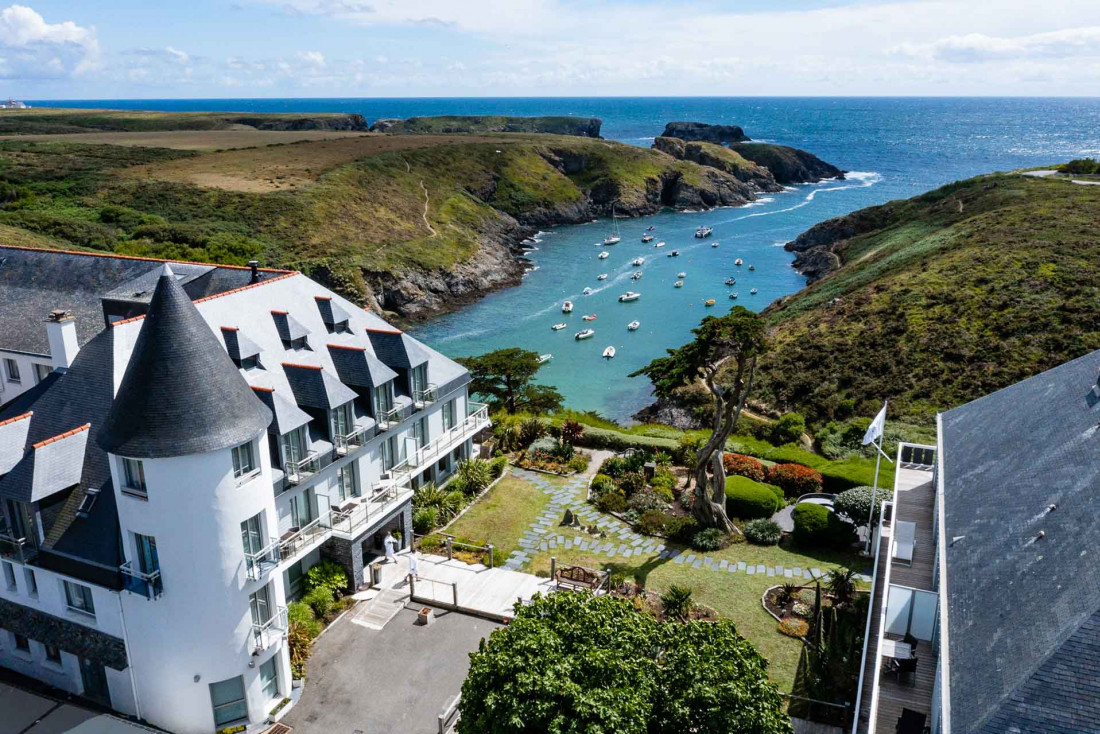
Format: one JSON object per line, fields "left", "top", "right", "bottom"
{"left": 661, "top": 121, "right": 751, "bottom": 144}
{"left": 369, "top": 115, "right": 602, "bottom": 138}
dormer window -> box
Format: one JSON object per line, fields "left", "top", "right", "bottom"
{"left": 286, "top": 336, "right": 309, "bottom": 351}
{"left": 239, "top": 355, "right": 260, "bottom": 371}
{"left": 272, "top": 310, "right": 311, "bottom": 351}
{"left": 315, "top": 296, "right": 351, "bottom": 334}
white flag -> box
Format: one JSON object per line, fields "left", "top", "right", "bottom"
{"left": 863, "top": 403, "right": 887, "bottom": 445}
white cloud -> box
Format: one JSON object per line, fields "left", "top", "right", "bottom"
{"left": 165, "top": 46, "right": 190, "bottom": 64}
{"left": 0, "top": 4, "right": 100, "bottom": 76}
{"left": 297, "top": 49, "right": 325, "bottom": 66}
{"left": 895, "top": 26, "right": 1100, "bottom": 63}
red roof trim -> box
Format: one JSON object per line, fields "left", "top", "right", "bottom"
{"left": 0, "top": 411, "right": 32, "bottom": 428}
{"left": 270, "top": 309, "right": 289, "bottom": 315}
{"left": 250, "top": 385, "right": 275, "bottom": 393}
{"left": 111, "top": 314, "right": 145, "bottom": 327}
{"left": 327, "top": 343, "right": 365, "bottom": 351}
{"left": 314, "top": 295, "right": 332, "bottom": 301}
{"left": 0, "top": 243, "right": 292, "bottom": 273}
{"left": 112, "top": 271, "right": 300, "bottom": 328}
{"left": 220, "top": 325, "right": 239, "bottom": 332}
{"left": 32, "top": 422, "right": 91, "bottom": 449}
{"left": 282, "top": 362, "right": 323, "bottom": 371}
{"left": 366, "top": 327, "right": 402, "bottom": 335}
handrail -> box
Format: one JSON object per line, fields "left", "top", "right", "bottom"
{"left": 334, "top": 424, "right": 372, "bottom": 455}
{"left": 407, "top": 404, "right": 491, "bottom": 470}
{"left": 414, "top": 383, "right": 439, "bottom": 406}
{"left": 284, "top": 451, "right": 321, "bottom": 485}
{"left": 376, "top": 406, "right": 400, "bottom": 430}
{"left": 0, "top": 532, "right": 31, "bottom": 563}
{"left": 438, "top": 692, "right": 461, "bottom": 734}
{"left": 278, "top": 514, "right": 333, "bottom": 561}
{"left": 120, "top": 561, "right": 164, "bottom": 600}
{"left": 252, "top": 605, "right": 288, "bottom": 653}
{"left": 331, "top": 484, "right": 403, "bottom": 537}
{"left": 244, "top": 537, "right": 280, "bottom": 580}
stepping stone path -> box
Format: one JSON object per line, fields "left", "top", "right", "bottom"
{"left": 498, "top": 463, "right": 873, "bottom": 585}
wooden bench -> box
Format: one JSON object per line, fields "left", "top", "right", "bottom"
{"left": 555, "top": 565, "right": 604, "bottom": 591}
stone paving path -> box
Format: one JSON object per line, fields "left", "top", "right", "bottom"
{"left": 501, "top": 462, "right": 871, "bottom": 584}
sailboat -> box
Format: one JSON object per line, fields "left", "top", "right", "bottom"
{"left": 602, "top": 203, "right": 621, "bottom": 245}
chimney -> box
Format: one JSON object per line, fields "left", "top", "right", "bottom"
{"left": 45, "top": 309, "right": 79, "bottom": 370}
{"left": 248, "top": 260, "right": 260, "bottom": 284}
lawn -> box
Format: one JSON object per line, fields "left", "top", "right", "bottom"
{"left": 445, "top": 471, "right": 557, "bottom": 564}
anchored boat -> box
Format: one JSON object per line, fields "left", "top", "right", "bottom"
{"left": 583, "top": 313, "right": 597, "bottom": 321}
{"left": 618, "top": 291, "right": 641, "bottom": 302}
{"left": 632, "top": 257, "right": 644, "bottom": 266}
{"left": 538, "top": 354, "right": 553, "bottom": 363}
{"left": 705, "top": 299, "right": 716, "bottom": 307}
{"left": 653, "top": 241, "right": 666, "bottom": 248}
{"left": 552, "top": 322, "right": 567, "bottom": 330}
{"left": 562, "top": 301, "right": 573, "bottom": 313}
{"left": 748, "top": 264, "right": 755, "bottom": 271}
{"left": 575, "top": 329, "right": 595, "bottom": 340}
{"left": 677, "top": 271, "right": 686, "bottom": 278}
{"left": 627, "top": 320, "right": 640, "bottom": 331}
{"left": 711, "top": 241, "right": 719, "bottom": 248}
{"left": 729, "top": 292, "right": 738, "bottom": 300}
{"left": 725, "top": 277, "right": 736, "bottom": 285}
{"left": 597, "top": 273, "right": 608, "bottom": 281}
{"left": 750, "top": 288, "right": 758, "bottom": 294}
{"left": 694, "top": 226, "right": 713, "bottom": 238}
{"left": 598, "top": 251, "right": 610, "bottom": 260}
{"left": 631, "top": 272, "right": 642, "bottom": 280}
{"left": 668, "top": 250, "right": 680, "bottom": 257}
{"left": 602, "top": 346, "right": 616, "bottom": 359}
{"left": 674, "top": 280, "right": 684, "bottom": 288}
{"left": 641, "top": 234, "right": 654, "bottom": 243}
{"left": 735, "top": 258, "right": 743, "bottom": 266}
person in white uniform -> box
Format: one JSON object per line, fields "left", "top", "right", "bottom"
{"left": 383, "top": 531, "right": 397, "bottom": 563}
{"left": 407, "top": 552, "right": 420, "bottom": 581}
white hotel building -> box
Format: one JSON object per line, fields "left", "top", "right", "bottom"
{"left": 0, "top": 246, "right": 489, "bottom": 733}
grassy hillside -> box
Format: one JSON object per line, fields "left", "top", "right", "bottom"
{"left": 755, "top": 173, "right": 1100, "bottom": 425}
{"left": 370, "top": 115, "right": 600, "bottom": 137}
{"left": 0, "top": 108, "right": 367, "bottom": 134}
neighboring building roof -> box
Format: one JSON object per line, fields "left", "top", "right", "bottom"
{"left": 0, "top": 411, "right": 32, "bottom": 474}
{"left": 99, "top": 265, "right": 272, "bottom": 459}
{"left": 367, "top": 328, "right": 431, "bottom": 370}
{"left": 327, "top": 343, "right": 398, "bottom": 389}
{"left": 939, "top": 349, "right": 1100, "bottom": 733}
{"left": 0, "top": 423, "right": 90, "bottom": 502}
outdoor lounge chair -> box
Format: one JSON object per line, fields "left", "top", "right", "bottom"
{"left": 893, "top": 520, "right": 916, "bottom": 565}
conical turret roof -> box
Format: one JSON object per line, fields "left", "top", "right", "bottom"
{"left": 99, "top": 264, "right": 271, "bottom": 458}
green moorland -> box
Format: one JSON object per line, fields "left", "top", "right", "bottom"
{"left": 0, "top": 107, "right": 367, "bottom": 134}
{"left": 755, "top": 173, "right": 1100, "bottom": 425}
{"left": 372, "top": 115, "right": 601, "bottom": 137}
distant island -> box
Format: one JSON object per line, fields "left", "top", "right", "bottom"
{"left": 369, "top": 115, "right": 602, "bottom": 138}
{"left": 660, "top": 121, "right": 751, "bottom": 144}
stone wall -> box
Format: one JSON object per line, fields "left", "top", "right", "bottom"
{"left": 0, "top": 598, "right": 128, "bottom": 670}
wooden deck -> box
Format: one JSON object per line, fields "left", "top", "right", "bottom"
{"left": 856, "top": 463, "right": 938, "bottom": 734}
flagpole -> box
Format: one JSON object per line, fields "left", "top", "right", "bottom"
{"left": 863, "top": 401, "right": 888, "bottom": 555}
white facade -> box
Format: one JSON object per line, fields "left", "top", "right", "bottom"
{"left": 0, "top": 347, "right": 54, "bottom": 404}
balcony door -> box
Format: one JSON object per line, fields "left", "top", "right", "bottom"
{"left": 290, "top": 490, "right": 313, "bottom": 530}
{"left": 373, "top": 382, "right": 394, "bottom": 418}
{"left": 282, "top": 426, "right": 307, "bottom": 467}
{"left": 79, "top": 657, "right": 110, "bottom": 706}
{"left": 330, "top": 402, "right": 353, "bottom": 440}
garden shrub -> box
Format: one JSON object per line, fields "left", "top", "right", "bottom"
{"left": 590, "top": 474, "right": 616, "bottom": 495}
{"left": 792, "top": 602, "right": 812, "bottom": 618}
{"left": 518, "top": 417, "right": 547, "bottom": 446}
{"left": 596, "top": 492, "right": 627, "bottom": 514}
{"left": 724, "top": 476, "right": 781, "bottom": 520}
{"left": 456, "top": 459, "right": 493, "bottom": 495}
{"left": 634, "top": 509, "right": 667, "bottom": 536}
{"left": 797, "top": 589, "right": 817, "bottom": 607}
{"left": 768, "top": 463, "right": 824, "bottom": 498}
{"left": 792, "top": 503, "right": 856, "bottom": 548}
{"left": 770, "top": 412, "right": 806, "bottom": 446}
{"left": 303, "top": 586, "right": 335, "bottom": 620}
{"left": 628, "top": 486, "right": 667, "bottom": 513}
{"left": 599, "top": 456, "right": 628, "bottom": 478}
{"left": 660, "top": 585, "right": 694, "bottom": 621}
{"left": 722, "top": 452, "right": 767, "bottom": 482}
{"left": 287, "top": 601, "right": 322, "bottom": 638}
{"left": 488, "top": 455, "right": 509, "bottom": 479}
{"left": 567, "top": 454, "right": 589, "bottom": 473}
{"left": 652, "top": 485, "right": 674, "bottom": 503}
{"left": 413, "top": 506, "right": 439, "bottom": 534}
{"left": 619, "top": 471, "right": 647, "bottom": 497}
{"left": 574, "top": 425, "right": 681, "bottom": 457}
{"left": 303, "top": 559, "right": 348, "bottom": 597}
{"left": 778, "top": 617, "right": 809, "bottom": 638}
{"left": 834, "top": 485, "right": 893, "bottom": 526}
{"left": 743, "top": 518, "right": 782, "bottom": 545}
{"left": 663, "top": 516, "right": 699, "bottom": 544}
{"left": 560, "top": 419, "right": 585, "bottom": 445}
{"left": 691, "top": 527, "right": 729, "bottom": 552}
{"left": 650, "top": 468, "right": 677, "bottom": 493}
{"left": 528, "top": 435, "right": 559, "bottom": 455}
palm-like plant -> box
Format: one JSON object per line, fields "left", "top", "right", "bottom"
{"left": 456, "top": 458, "right": 492, "bottom": 495}
{"left": 660, "top": 585, "right": 695, "bottom": 621}
{"left": 777, "top": 582, "right": 800, "bottom": 606}
{"left": 825, "top": 567, "right": 857, "bottom": 606}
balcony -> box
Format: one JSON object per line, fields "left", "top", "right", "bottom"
{"left": 0, "top": 532, "right": 35, "bottom": 564}
{"left": 406, "top": 401, "right": 491, "bottom": 472}
{"left": 413, "top": 383, "right": 439, "bottom": 408}
{"left": 120, "top": 561, "right": 164, "bottom": 600}
{"left": 284, "top": 451, "right": 321, "bottom": 486}
{"left": 331, "top": 484, "right": 409, "bottom": 539}
{"left": 375, "top": 406, "right": 400, "bottom": 432}
{"left": 252, "top": 605, "right": 288, "bottom": 653}
{"left": 334, "top": 424, "right": 372, "bottom": 456}
{"left": 244, "top": 538, "right": 281, "bottom": 581}
{"left": 277, "top": 514, "right": 333, "bottom": 567}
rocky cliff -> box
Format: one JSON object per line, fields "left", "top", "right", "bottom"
{"left": 661, "top": 121, "right": 750, "bottom": 144}
{"left": 652, "top": 137, "right": 782, "bottom": 192}
{"left": 728, "top": 143, "right": 844, "bottom": 184}
{"left": 232, "top": 114, "right": 368, "bottom": 131}
{"left": 369, "top": 115, "right": 602, "bottom": 138}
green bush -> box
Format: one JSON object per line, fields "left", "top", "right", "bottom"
{"left": 456, "top": 458, "right": 493, "bottom": 495}
{"left": 770, "top": 412, "right": 806, "bottom": 446}
{"left": 518, "top": 417, "right": 547, "bottom": 446}
{"left": 598, "top": 456, "right": 627, "bottom": 478}
{"left": 724, "top": 476, "right": 781, "bottom": 520}
{"left": 650, "top": 468, "right": 676, "bottom": 492}
{"left": 528, "top": 435, "right": 559, "bottom": 454}
{"left": 303, "top": 586, "right": 335, "bottom": 619}
{"left": 652, "top": 484, "right": 674, "bottom": 503}
{"left": 566, "top": 454, "right": 589, "bottom": 473}
{"left": 663, "top": 516, "right": 700, "bottom": 544}
{"left": 743, "top": 519, "right": 782, "bottom": 545}
{"left": 792, "top": 503, "right": 856, "bottom": 548}
{"left": 660, "top": 585, "right": 694, "bottom": 621}
{"left": 691, "top": 527, "right": 729, "bottom": 552}
{"left": 575, "top": 425, "right": 681, "bottom": 457}
{"left": 287, "top": 601, "right": 323, "bottom": 638}
{"left": 619, "top": 471, "right": 647, "bottom": 497}
{"left": 303, "top": 559, "right": 348, "bottom": 597}
{"left": 634, "top": 509, "right": 667, "bottom": 536}
{"left": 834, "top": 485, "right": 892, "bottom": 526}
{"left": 590, "top": 474, "right": 616, "bottom": 495}
{"left": 596, "top": 492, "right": 627, "bottom": 514}
{"left": 627, "top": 486, "right": 667, "bottom": 513}
{"left": 413, "top": 506, "right": 439, "bottom": 534}
{"left": 488, "top": 455, "right": 509, "bottom": 479}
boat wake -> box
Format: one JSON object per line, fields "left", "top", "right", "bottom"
{"left": 711, "top": 171, "right": 881, "bottom": 224}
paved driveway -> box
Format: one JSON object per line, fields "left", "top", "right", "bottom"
{"left": 0, "top": 680, "right": 154, "bottom": 734}
{"left": 283, "top": 605, "right": 500, "bottom": 734}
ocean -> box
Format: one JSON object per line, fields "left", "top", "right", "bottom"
{"left": 33, "top": 97, "right": 1100, "bottom": 420}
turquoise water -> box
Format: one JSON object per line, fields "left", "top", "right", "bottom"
{"left": 36, "top": 97, "right": 1100, "bottom": 419}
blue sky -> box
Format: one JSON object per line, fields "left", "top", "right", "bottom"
{"left": 6, "top": 1, "right": 1100, "bottom": 98}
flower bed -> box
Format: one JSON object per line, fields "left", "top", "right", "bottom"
{"left": 513, "top": 436, "right": 590, "bottom": 475}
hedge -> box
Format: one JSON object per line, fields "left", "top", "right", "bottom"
{"left": 573, "top": 426, "right": 682, "bottom": 456}
{"left": 724, "top": 476, "right": 781, "bottom": 520}
{"left": 768, "top": 463, "right": 824, "bottom": 499}
{"left": 762, "top": 444, "right": 887, "bottom": 493}
{"left": 791, "top": 503, "right": 856, "bottom": 548}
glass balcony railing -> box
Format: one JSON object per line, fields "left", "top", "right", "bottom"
{"left": 375, "top": 406, "right": 400, "bottom": 431}
{"left": 277, "top": 514, "right": 333, "bottom": 563}
{"left": 0, "top": 532, "right": 34, "bottom": 564}
{"left": 334, "top": 425, "right": 371, "bottom": 456}
{"left": 413, "top": 383, "right": 439, "bottom": 408}
{"left": 251, "top": 605, "right": 288, "bottom": 653}
{"left": 244, "top": 538, "right": 280, "bottom": 581}
{"left": 284, "top": 451, "right": 321, "bottom": 485}
{"left": 120, "top": 561, "right": 164, "bottom": 600}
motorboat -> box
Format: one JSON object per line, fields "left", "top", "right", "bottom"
{"left": 538, "top": 354, "right": 553, "bottom": 363}
{"left": 667, "top": 250, "right": 680, "bottom": 257}
{"left": 641, "top": 234, "right": 654, "bottom": 243}
{"left": 750, "top": 288, "right": 758, "bottom": 294}
{"left": 575, "top": 329, "right": 595, "bottom": 340}
{"left": 552, "top": 322, "right": 568, "bottom": 330}
{"left": 631, "top": 272, "right": 642, "bottom": 281}
{"left": 735, "top": 258, "right": 743, "bottom": 266}
{"left": 677, "top": 271, "right": 686, "bottom": 278}
{"left": 583, "top": 314, "right": 597, "bottom": 321}
{"left": 583, "top": 287, "right": 593, "bottom": 295}
{"left": 711, "top": 241, "right": 719, "bottom": 248}
{"left": 695, "top": 226, "right": 713, "bottom": 238}
{"left": 562, "top": 301, "right": 573, "bottom": 313}
{"left": 725, "top": 277, "right": 736, "bottom": 286}
{"left": 653, "top": 241, "right": 666, "bottom": 248}
{"left": 705, "top": 299, "right": 716, "bottom": 307}
{"left": 598, "top": 251, "right": 610, "bottom": 260}
{"left": 729, "top": 292, "right": 738, "bottom": 300}
{"left": 597, "top": 273, "right": 608, "bottom": 281}
{"left": 748, "top": 265, "right": 756, "bottom": 271}
{"left": 602, "top": 346, "right": 616, "bottom": 359}
{"left": 618, "top": 291, "right": 641, "bottom": 302}
{"left": 674, "top": 280, "right": 684, "bottom": 288}
{"left": 632, "top": 257, "right": 645, "bottom": 266}
{"left": 627, "top": 320, "right": 640, "bottom": 331}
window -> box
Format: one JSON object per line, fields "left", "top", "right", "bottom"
{"left": 14, "top": 633, "right": 29, "bottom": 652}
{"left": 135, "top": 534, "right": 160, "bottom": 577}
{"left": 231, "top": 441, "right": 256, "bottom": 479}
{"left": 24, "top": 568, "right": 37, "bottom": 596}
{"left": 249, "top": 584, "right": 271, "bottom": 626}
{"left": 373, "top": 382, "right": 394, "bottom": 417}
{"left": 64, "top": 580, "right": 95, "bottom": 617}
{"left": 33, "top": 363, "right": 51, "bottom": 384}
{"left": 381, "top": 436, "right": 396, "bottom": 471}
{"left": 330, "top": 402, "right": 352, "bottom": 439}
{"left": 287, "top": 336, "right": 308, "bottom": 351}
{"left": 239, "top": 355, "right": 260, "bottom": 371}
{"left": 290, "top": 491, "right": 312, "bottom": 530}
{"left": 443, "top": 400, "right": 456, "bottom": 431}
{"left": 45, "top": 643, "right": 61, "bottom": 664}
{"left": 282, "top": 426, "right": 307, "bottom": 468}
{"left": 209, "top": 675, "right": 248, "bottom": 727}
{"left": 121, "top": 458, "right": 147, "bottom": 497}
{"left": 2, "top": 561, "right": 15, "bottom": 590}
{"left": 412, "top": 417, "right": 428, "bottom": 448}
{"left": 259, "top": 655, "right": 280, "bottom": 700}
{"left": 287, "top": 560, "right": 304, "bottom": 597}
{"left": 336, "top": 464, "right": 357, "bottom": 502}
{"left": 3, "top": 358, "right": 20, "bottom": 383}
{"left": 241, "top": 513, "right": 264, "bottom": 572}
{"left": 410, "top": 363, "right": 428, "bottom": 396}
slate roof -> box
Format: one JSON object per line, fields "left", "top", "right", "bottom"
{"left": 271, "top": 310, "right": 310, "bottom": 343}
{"left": 0, "top": 411, "right": 32, "bottom": 474}
{"left": 0, "top": 423, "right": 90, "bottom": 502}
{"left": 0, "top": 246, "right": 277, "bottom": 355}
{"left": 99, "top": 265, "right": 272, "bottom": 459}
{"left": 251, "top": 386, "right": 312, "bottom": 435}
{"left": 367, "top": 328, "right": 430, "bottom": 370}
{"left": 327, "top": 343, "right": 397, "bottom": 389}
{"left": 939, "top": 348, "right": 1100, "bottom": 733}
{"left": 283, "top": 362, "right": 357, "bottom": 410}
{"left": 220, "top": 326, "right": 262, "bottom": 363}
{"left": 315, "top": 296, "right": 350, "bottom": 329}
